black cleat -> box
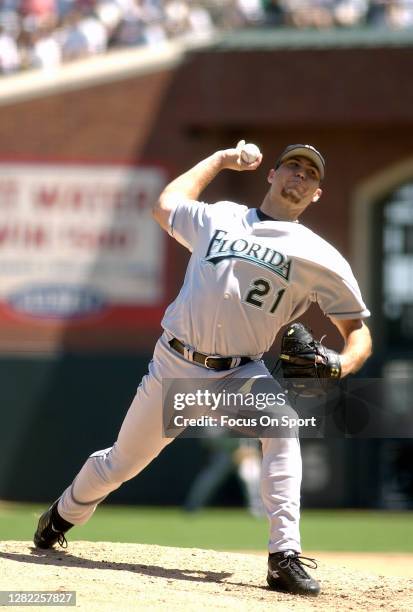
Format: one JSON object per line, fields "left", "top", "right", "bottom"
{"left": 33, "top": 500, "right": 73, "bottom": 549}
{"left": 267, "top": 550, "right": 320, "bottom": 596}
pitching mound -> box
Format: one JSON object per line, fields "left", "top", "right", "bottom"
{"left": 0, "top": 541, "right": 412, "bottom": 611}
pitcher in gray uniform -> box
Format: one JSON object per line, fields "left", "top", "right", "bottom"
{"left": 33, "top": 140, "right": 372, "bottom": 596}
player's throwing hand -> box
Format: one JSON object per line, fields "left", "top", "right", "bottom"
{"left": 220, "top": 139, "right": 263, "bottom": 171}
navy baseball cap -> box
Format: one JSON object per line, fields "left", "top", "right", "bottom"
{"left": 276, "top": 144, "right": 325, "bottom": 180}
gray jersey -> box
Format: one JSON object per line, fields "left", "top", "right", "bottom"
{"left": 162, "top": 199, "right": 370, "bottom": 357}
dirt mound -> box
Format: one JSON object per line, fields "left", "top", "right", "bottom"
{"left": 0, "top": 541, "right": 412, "bottom": 611}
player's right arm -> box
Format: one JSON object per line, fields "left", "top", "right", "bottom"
{"left": 152, "top": 140, "right": 262, "bottom": 231}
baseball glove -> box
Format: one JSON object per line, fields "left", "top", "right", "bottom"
{"left": 279, "top": 322, "right": 341, "bottom": 396}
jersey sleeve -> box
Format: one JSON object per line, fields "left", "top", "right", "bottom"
{"left": 314, "top": 266, "right": 370, "bottom": 319}
{"left": 167, "top": 197, "right": 209, "bottom": 252}
{"left": 168, "top": 198, "right": 247, "bottom": 252}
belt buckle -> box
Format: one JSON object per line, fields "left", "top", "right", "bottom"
{"left": 204, "top": 356, "right": 216, "bottom": 370}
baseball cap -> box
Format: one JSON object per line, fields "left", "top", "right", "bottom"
{"left": 276, "top": 144, "right": 325, "bottom": 180}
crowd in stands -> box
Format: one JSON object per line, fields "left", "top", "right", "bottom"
{"left": 0, "top": 0, "right": 412, "bottom": 76}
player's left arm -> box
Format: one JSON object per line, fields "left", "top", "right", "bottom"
{"left": 330, "top": 317, "right": 372, "bottom": 378}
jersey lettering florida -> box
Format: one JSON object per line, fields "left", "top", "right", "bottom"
{"left": 163, "top": 199, "right": 370, "bottom": 357}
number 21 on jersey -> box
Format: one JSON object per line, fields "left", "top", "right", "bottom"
{"left": 243, "top": 278, "right": 285, "bottom": 315}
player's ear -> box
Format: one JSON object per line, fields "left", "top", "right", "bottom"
{"left": 311, "top": 188, "right": 322, "bottom": 203}
{"left": 267, "top": 168, "right": 276, "bottom": 184}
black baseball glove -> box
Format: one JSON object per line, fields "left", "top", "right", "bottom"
{"left": 278, "top": 322, "right": 341, "bottom": 396}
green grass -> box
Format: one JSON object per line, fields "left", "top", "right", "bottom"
{"left": 1, "top": 503, "right": 412, "bottom": 552}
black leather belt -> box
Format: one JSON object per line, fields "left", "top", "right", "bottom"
{"left": 168, "top": 338, "right": 252, "bottom": 371}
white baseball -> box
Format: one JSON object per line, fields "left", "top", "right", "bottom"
{"left": 240, "top": 143, "right": 261, "bottom": 164}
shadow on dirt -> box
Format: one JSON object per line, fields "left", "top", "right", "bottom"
{"left": 1, "top": 547, "right": 235, "bottom": 585}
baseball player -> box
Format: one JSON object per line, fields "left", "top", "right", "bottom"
{"left": 33, "top": 141, "right": 372, "bottom": 596}
{"left": 184, "top": 435, "right": 264, "bottom": 517}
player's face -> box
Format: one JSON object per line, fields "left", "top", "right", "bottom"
{"left": 268, "top": 156, "right": 322, "bottom": 207}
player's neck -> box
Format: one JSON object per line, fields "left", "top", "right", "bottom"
{"left": 260, "top": 194, "right": 300, "bottom": 222}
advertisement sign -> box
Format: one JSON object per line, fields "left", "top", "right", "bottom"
{"left": 0, "top": 162, "right": 167, "bottom": 351}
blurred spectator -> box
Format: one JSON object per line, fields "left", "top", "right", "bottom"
{"left": 113, "top": 3, "right": 150, "bottom": 46}
{"left": 203, "top": 0, "right": 250, "bottom": 30}
{"left": 20, "top": 0, "right": 57, "bottom": 21}
{"left": 334, "top": 0, "right": 369, "bottom": 26}
{"left": 27, "top": 21, "right": 61, "bottom": 69}
{"left": 0, "top": 23, "right": 20, "bottom": 73}
{"left": 262, "top": 0, "right": 285, "bottom": 26}
{"left": 113, "top": 0, "right": 167, "bottom": 47}
{"left": 59, "top": 10, "right": 90, "bottom": 60}
{"left": 163, "top": 0, "right": 190, "bottom": 37}
{"left": 281, "top": 0, "right": 335, "bottom": 29}
{"left": 236, "top": 0, "right": 266, "bottom": 24}
{"left": 0, "top": 7, "right": 21, "bottom": 34}
{"left": 56, "top": 0, "right": 80, "bottom": 19}
{"left": 386, "top": 0, "right": 413, "bottom": 28}
{"left": 187, "top": 4, "right": 215, "bottom": 38}
{"left": 77, "top": 10, "right": 108, "bottom": 53}
{"left": 95, "top": 0, "right": 123, "bottom": 36}
{"left": 366, "top": 0, "right": 413, "bottom": 28}
{"left": 366, "top": 0, "right": 387, "bottom": 24}
{"left": 184, "top": 434, "right": 265, "bottom": 517}
{"left": 2, "top": 1, "right": 413, "bottom": 77}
